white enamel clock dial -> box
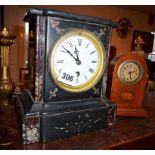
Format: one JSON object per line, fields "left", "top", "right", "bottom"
{"left": 117, "top": 60, "right": 143, "bottom": 85}
{"left": 49, "top": 29, "right": 106, "bottom": 93}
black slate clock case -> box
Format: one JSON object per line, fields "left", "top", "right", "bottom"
{"left": 16, "top": 8, "right": 117, "bottom": 144}
{"left": 45, "top": 20, "right": 103, "bottom": 102}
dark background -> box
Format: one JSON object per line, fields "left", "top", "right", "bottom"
{"left": 0, "top": 6, "right": 4, "bottom": 30}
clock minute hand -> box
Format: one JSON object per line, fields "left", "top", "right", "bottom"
{"left": 62, "top": 45, "right": 77, "bottom": 61}
{"left": 74, "top": 46, "right": 81, "bottom": 65}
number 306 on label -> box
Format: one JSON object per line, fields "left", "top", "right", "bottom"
{"left": 58, "top": 69, "right": 76, "bottom": 86}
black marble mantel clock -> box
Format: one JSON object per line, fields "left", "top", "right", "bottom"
{"left": 16, "top": 8, "right": 117, "bottom": 144}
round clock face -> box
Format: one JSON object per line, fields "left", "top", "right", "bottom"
{"left": 117, "top": 60, "right": 143, "bottom": 85}
{"left": 49, "top": 29, "right": 105, "bottom": 93}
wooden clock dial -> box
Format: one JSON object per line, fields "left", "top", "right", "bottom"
{"left": 109, "top": 52, "right": 148, "bottom": 117}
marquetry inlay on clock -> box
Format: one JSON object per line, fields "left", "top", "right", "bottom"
{"left": 108, "top": 52, "right": 148, "bottom": 117}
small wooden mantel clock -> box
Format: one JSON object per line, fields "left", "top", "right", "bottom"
{"left": 107, "top": 52, "right": 148, "bottom": 117}
{"left": 16, "top": 8, "right": 117, "bottom": 144}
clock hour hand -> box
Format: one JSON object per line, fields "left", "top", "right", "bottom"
{"left": 62, "top": 45, "right": 77, "bottom": 61}
{"left": 74, "top": 46, "right": 81, "bottom": 65}
{"left": 131, "top": 70, "right": 136, "bottom": 73}
{"left": 74, "top": 46, "right": 80, "bottom": 60}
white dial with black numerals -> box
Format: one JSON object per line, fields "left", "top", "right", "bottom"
{"left": 49, "top": 29, "right": 105, "bottom": 93}
{"left": 117, "top": 60, "right": 143, "bottom": 85}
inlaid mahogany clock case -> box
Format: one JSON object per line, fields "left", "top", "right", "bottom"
{"left": 107, "top": 52, "right": 148, "bottom": 117}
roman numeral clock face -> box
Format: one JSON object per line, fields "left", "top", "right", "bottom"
{"left": 48, "top": 29, "right": 106, "bottom": 93}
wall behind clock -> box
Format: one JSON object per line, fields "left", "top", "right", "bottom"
{"left": 3, "top": 5, "right": 155, "bottom": 84}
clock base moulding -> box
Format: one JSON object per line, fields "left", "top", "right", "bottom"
{"left": 116, "top": 107, "right": 148, "bottom": 117}
{"left": 16, "top": 90, "right": 116, "bottom": 144}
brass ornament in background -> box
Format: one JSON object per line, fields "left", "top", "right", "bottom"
{"left": 0, "top": 27, "right": 16, "bottom": 101}
{"left": 134, "top": 35, "right": 145, "bottom": 52}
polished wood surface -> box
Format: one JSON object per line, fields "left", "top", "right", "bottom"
{"left": 1, "top": 92, "right": 155, "bottom": 150}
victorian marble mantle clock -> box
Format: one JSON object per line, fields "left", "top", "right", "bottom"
{"left": 16, "top": 8, "right": 117, "bottom": 144}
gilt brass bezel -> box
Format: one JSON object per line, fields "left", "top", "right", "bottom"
{"left": 48, "top": 29, "right": 106, "bottom": 93}
{"left": 117, "top": 60, "right": 144, "bottom": 86}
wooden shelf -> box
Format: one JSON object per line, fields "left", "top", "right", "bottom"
{"left": 0, "top": 92, "right": 155, "bottom": 149}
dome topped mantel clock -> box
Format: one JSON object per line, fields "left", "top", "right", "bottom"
{"left": 107, "top": 52, "right": 148, "bottom": 117}
{"left": 16, "top": 8, "right": 117, "bottom": 144}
